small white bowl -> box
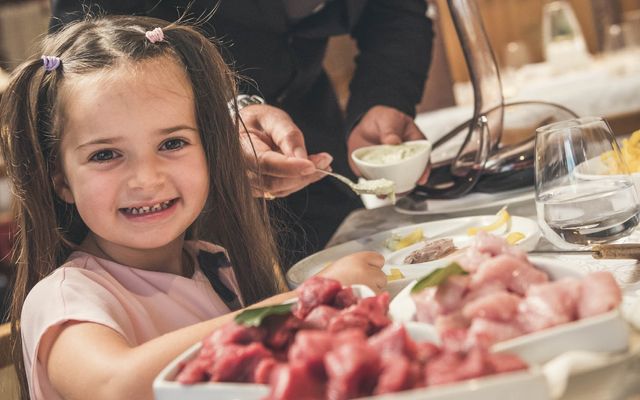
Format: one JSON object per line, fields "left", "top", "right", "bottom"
{"left": 352, "top": 140, "right": 432, "bottom": 193}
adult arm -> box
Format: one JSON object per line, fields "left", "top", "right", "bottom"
{"left": 346, "top": 0, "right": 433, "bottom": 179}
{"left": 346, "top": 0, "right": 434, "bottom": 132}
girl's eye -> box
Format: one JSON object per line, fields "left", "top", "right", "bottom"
{"left": 89, "top": 150, "right": 118, "bottom": 162}
{"left": 161, "top": 138, "right": 187, "bottom": 151}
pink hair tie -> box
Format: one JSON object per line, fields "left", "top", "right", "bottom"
{"left": 145, "top": 27, "right": 164, "bottom": 43}
{"left": 41, "top": 55, "right": 61, "bottom": 72}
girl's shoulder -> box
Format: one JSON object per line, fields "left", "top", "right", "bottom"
{"left": 21, "top": 252, "right": 131, "bottom": 343}
{"left": 23, "top": 251, "right": 120, "bottom": 308}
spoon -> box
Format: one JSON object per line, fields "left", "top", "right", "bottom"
{"left": 317, "top": 169, "right": 396, "bottom": 201}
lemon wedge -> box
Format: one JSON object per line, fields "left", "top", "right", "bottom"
{"left": 385, "top": 228, "right": 424, "bottom": 251}
{"left": 505, "top": 231, "right": 525, "bottom": 245}
{"left": 467, "top": 207, "right": 511, "bottom": 236}
{"left": 386, "top": 267, "right": 405, "bottom": 282}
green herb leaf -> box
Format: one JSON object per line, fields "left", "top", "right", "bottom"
{"left": 234, "top": 303, "right": 293, "bottom": 327}
{"left": 411, "top": 262, "right": 468, "bottom": 294}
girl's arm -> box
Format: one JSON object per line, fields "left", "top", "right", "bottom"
{"left": 43, "top": 291, "right": 296, "bottom": 400}
{"left": 43, "top": 251, "right": 384, "bottom": 400}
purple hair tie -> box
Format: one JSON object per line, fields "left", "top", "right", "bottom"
{"left": 41, "top": 56, "right": 61, "bottom": 72}
{"left": 145, "top": 27, "right": 164, "bottom": 43}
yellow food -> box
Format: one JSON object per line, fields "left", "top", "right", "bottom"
{"left": 386, "top": 267, "right": 405, "bottom": 282}
{"left": 385, "top": 228, "right": 424, "bottom": 251}
{"left": 505, "top": 231, "right": 525, "bottom": 245}
{"left": 467, "top": 207, "right": 511, "bottom": 236}
{"left": 601, "top": 129, "right": 640, "bottom": 174}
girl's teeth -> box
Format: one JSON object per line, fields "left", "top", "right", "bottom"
{"left": 126, "top": 200, "right": 173, "bottom": 215}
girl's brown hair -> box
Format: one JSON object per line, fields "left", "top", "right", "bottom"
{"left": 0, "top": 15, "right": 286, "bottom": 398}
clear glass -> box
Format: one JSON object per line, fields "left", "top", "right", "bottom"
{"left": 534, "top": 117, "right": 640, "bottom": 249}
{"left": 541, "top": 1, "right": 590, "bottom": 69}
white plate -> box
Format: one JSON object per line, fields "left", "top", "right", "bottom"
{"left": 287, "top": 215, "right": 541, "bottom": 296}
{"left": 155, "top": 317, "right": 550, "bottom": 400}
{"left": 394, "top": 187, "right": 535, "bottom": 216}
{"left": 388, "top": 257, "right": 630, "bottom": 365}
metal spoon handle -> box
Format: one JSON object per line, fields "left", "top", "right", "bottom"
{"left": 316, "top": 169, "right": 357, "bottom": 189}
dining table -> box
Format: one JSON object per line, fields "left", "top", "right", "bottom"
{"left": 321, "top": 196, "right": 640, "bottom": 400}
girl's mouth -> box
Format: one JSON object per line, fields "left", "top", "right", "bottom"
{"left": 120, "top": 199, "right": 177, "bottom": 215}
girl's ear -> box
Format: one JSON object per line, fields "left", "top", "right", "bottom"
{"left": 52, "top": 172, "right": 75, "bottom": 204}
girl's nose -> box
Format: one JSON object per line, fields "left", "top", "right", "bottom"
{"left": 127, "top": 156, "right": 165, "bottom": 191}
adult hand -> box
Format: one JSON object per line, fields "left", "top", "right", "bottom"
{"left": 318, "top": 251, "right": 387, "bottom": 294}
{"left": 239, "top": 104, "right": 332, "bottom": 198}
{"left": 347, "top": 105, "right": 430, "bottom": 187}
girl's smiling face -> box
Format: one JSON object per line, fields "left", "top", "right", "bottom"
{"left": 55, "top": 58, "right": 210, "bottom": 255}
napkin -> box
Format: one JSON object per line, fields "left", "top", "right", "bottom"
{"left": 542, "top": 350, "right": 616, "bottom": 399}
{"left": 623, "top": 294, "right": 640, "bottom": 331}
{"left": 542, "top": 299, "right": 640, "bottom": 400}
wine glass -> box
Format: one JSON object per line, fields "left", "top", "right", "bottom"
{"left": 534, "top": 117, "right": 640, "bottom": 249}
{"left": 541, "top": 0, "right": 590, "bottom": 70}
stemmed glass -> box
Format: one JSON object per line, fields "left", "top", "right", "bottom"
{"left": 535, "top": 117, "right": 640, "bottom": 249}
{"left": 541, "top": 0, "right": 590, "bottom": 69}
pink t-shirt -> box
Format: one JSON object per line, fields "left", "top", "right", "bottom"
{"left": 21, "top": 241, "right": 243, "bottom": 400}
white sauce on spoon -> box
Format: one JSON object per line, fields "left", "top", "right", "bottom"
{"left": 353, "top": 178, "right": 396, "bottom": 204}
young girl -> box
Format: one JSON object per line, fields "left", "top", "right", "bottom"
{"left": 0, "top": 16, "right": 386, "bottom": 400}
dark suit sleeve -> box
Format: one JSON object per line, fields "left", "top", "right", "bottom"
{"left": 346, "top": 0, "right": 434, "bottom": 133}
{"left": 49, "top": 0, "right": 149, "bottom": 32}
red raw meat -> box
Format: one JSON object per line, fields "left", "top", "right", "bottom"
{"left": 293, "top": 276, "right": 343, "bottom": 319}
{"left": 266, "top": 363, "right": 327, "bottom": 400}
{"left": 303, "top": 305, "right": 340, "bottom": 330}
{"left": 325, "top": 341, "right": 382, "bottom": 400}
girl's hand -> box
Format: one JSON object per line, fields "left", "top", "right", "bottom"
{"left": 318, "top": 251, "right": 387, "bottom": 294}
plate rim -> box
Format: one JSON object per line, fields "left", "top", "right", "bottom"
{"left": 286, "top": 215, "right": 541, "bottom": 288}
{"left": 394, "top": 187, "right": 535, "bottom": 216}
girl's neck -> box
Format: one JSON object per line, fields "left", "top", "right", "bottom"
{"left": 80, "top": 233, "right": 190, "bottom": 276}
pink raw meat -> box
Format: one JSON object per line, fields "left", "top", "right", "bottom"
{"left": 578, "top": 271, "right": 621, "bottom": 318}
{"left": 518, "top": 277, "right": 582, "bottom": 333}
{"left": 471, "top": 254, "right": 548, "bottom": 295}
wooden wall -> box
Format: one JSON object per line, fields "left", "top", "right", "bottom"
{"left": 437, "top": 0, "right": 598, "bottom": 83}
{"left": 439, "top": 0, "right": 640, "bottom": 83}
{"left": 324, "top": 0, "right": 640, "bottom": 111}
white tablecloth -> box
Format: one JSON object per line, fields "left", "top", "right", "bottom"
{"left": 416, "top": 49, "right": 640, "bottom": 144}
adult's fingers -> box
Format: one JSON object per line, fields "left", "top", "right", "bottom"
{"left": 254, "top": 153, "right": 333, "bottom": 196}
{"left": 261, "top": 173, "right": 327, "bottom": 197}
{"left": 245, "top": 106, "right": 309, "bottom": 159}
{"left": 268, "top": 120, "right": 308, "bottom": 159}
{"left": 403, "top": 120, "right": 427, "bottom": 142}
{"left": 256, "top": 151, "right": 316, "bottom": 177}
{"left": 417, "top": 160, "right": 432, "bottom": 186}
{"left": 380, "top": 132, "right": 403, "bottom": 145}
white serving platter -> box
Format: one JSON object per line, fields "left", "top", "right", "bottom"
{"left": 154, "top": 322, "right": 550, "bottom": 400}
{"left": 388, "top": 257, "right": 630, "bottom": 365}
{"left": 154, "top": 287, "right": 551, "bottom": 400}
{"left": 287, "top": 215, "right": 540, "bottom": 297}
